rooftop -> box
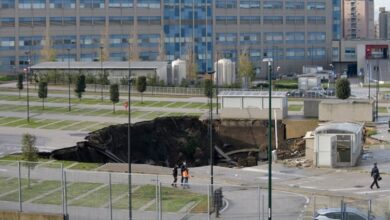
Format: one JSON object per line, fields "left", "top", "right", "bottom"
{"left": 31, "top": 61, "right": 167, "bottom": 70}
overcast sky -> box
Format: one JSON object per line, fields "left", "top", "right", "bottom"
{"left": 375, "top": 0, "right": 390, "bottom": 19}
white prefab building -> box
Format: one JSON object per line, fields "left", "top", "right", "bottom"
{"left": 171, "top": 59, "right": 186, "bottom": 85}
{"left": 298, "top": 74, "right": 321, "bottom": 90}
{"left": 214, "top": 59, "right": 236, "bottom": 86}
{"left": 218, "top": 91, "right": 288, "bottom": 119}
{"left": 313, "top": 122, "right": 364, "bottom": 168}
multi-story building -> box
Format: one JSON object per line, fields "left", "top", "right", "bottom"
{"left": 0, "top": 0, "right": 335, "bottom": 78}
{"left": 379, "top": 7, "right": 390, "bottom": 39}
{"left": 343, "top": 0, "right": 374, "bottom": 40}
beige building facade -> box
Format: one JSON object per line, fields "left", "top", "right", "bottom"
{"left": 343, "top": 0, "right": 375, "bottom": 39}
{"left": 379, "top": 7, "right": 390, "bottom": 39}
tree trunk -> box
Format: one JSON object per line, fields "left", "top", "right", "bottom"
{"left": 113, "top": 103, "right": 115, "bottom": 113}
{"left": 42, "top": 98, "right": 44, "bottom": 110}
{"left": 141, "top": 93, "right": 143, "bottom": 104}
{"left": 19, "top": 89, "right": 21, "bottom": 98}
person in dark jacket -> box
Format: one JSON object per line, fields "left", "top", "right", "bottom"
{"left": 370, "top": 163, "right": 380, "bottom": 189}
{"left": 171, "top": 164, "right": 178, "bottom": 187}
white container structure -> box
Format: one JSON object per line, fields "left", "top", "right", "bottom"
{"left": 214, "top": 59, "right": 236, "bottom": 86}
{"left": 171, "top": 59, "right": 187, "bottom": 85}
{"left": 314, "top": 122, "right": 364, "bottom": 168}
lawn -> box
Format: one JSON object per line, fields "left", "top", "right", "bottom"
{"left": 288, "top": 105, "right": 303, "bottom": 111}
{"left": 34, "top": 182, "right": 102, "bottom": 205}
{"left": 165, "top": 102, "right": 188, "bottom": 108}
{"left": 184, "top": 103, "right": 205, "bottom": 109}
{"left": 113, "top": 185, "right": 156, "bottom": 210}
{"left": 39, "top": 120, "right": 77, "bottom": 129}
{"left": 20, "top": 119, "right": 58, "bottom": 128}
{"left": 1, "top": 180, "right": 60, "bottom": 202}
{"left": 0, "top": 117, "right": 22, "bottom": 125}
{"left": 142, "top": 112, "right": 166, "bottom": 120}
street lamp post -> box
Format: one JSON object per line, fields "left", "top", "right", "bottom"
{"left": 376, "top": 65, "right": 379, "bottom": 121}
{"left": 216, "top": 52, "right": 219, "bottom": 115}
{"left": 100, "top": 46, "right": 104, "bottom": 101}
{"left": 25, "top": 51, "right": 31, "bottom": 123}
{"left": 263, "top": 57, "right": 273, "bottom": 220}
{"left": 127, "top": 43, "right": 132, "bottom": 220}
{"left": 67, "top": 48, "right": 71, "bottom": 111}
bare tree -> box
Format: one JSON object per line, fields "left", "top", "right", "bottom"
{"left": 157, "top": 30, "right": 166, "bottom": 61}
{"left": 40, "top": 27, "right": 57, "bottom": 62}
{"left": 238, "top": 48, "right": 255, "bottom": 83}
{"left": 129, "top": 21, "right": 139, "bottom": 61}
{"left": 185, "top": 43, "right": 198, "bottom": 81}
{"left": 99, "top": 25, "right": 110, "bottom": 62}
{"left": 21, "top": 133, "right": 38, "bottom": 189}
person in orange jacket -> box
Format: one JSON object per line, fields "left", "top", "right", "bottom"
{"left": 182, "top": 167, "right": 190, "bottom": 189}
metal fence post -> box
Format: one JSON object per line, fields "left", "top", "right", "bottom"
{"left": 368, "top": 199, "right": 371, "bottom": 219}
{"left": 159, "top": 181, "right": 162, "bottom": 220}
{"left": 208, "top": 184, "right": 210, "bottom": 220}
{"left": 18, "top": 161, "right": 22, "bottom": 212}
{"left": 258, "top": 185, "right": 261, "bottom": 220}
{"left": 61, "top": 163, "right": 64, "bottom": 216}
{"left": 64, "top": 171, "right": 68, "bottom": 216}
{"left": 156, "top": 175, "right": 159, "bottom": 220}
{"left": 312, "top": 194, "right": 316, "bottom": 218}
{"left": 109, "top": 172, "right": 112, "bottom": 220}
{"left": 262, "top": 194, "right": 265, "bottom": 220}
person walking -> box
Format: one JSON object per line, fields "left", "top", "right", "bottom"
{"left": 180, "top": 161, "right": 186, "bottom": 186}
{"left": 171, "top": 164, "right": 178, "bottom": 187}
{"left": 370, "top": 163, "right": 380, "bottom": 189}
{"left": 182, "top": 167, "right": 190, "bottom": 189}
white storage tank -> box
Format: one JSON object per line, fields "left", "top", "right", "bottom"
{"left": 171, "top": 59, "right": 186, "bottom": 85}
{"left": 214, "top": 59, "right": 236, "bottom": 86}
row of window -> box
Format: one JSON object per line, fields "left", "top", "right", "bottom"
{"left": 217, "top": 32, "right": 326, "bottom": 44}
{"left": 216, "top": 0, "right": 326, "bottom": 10}
{"left": 0, "top": 0, "right": 164, "bottom": 9}
{"left": 0, "top": 16, "right": 162, "bottom": 27}
{"left": 216, "top": 16, "right": 326, "bottom": 25}
{"left": 0, "top": 16, "right": 327, "bottom": 27}
{"left": 0, "top": 0, "right": 327, "bottom": 9}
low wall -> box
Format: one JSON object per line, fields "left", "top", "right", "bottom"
{"left": 303, "top": 99, "right": 321, "bottom": 118}
{"left": 319, "top": 99, "right": 374, "bottom": 122}
{"left": 0, "top": 211, "right": 64, "bottom": 220}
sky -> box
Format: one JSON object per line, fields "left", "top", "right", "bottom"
{"left": 375, "top": 0, "right": 390, "bottom": 19}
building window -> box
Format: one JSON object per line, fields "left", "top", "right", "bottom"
{"left": 332, "top": 47, "right": 339, "bottom": 60}
{"left": 80, "top": 35, "right": 100, "bottom": 48}
{"left": 137, "top": 0, "right": 160, "bottom": 8}
{"left": 19, "top": 36, "right": 43, "bottom": 50}
{"left": 308, "top": 32, "right": 326, "bottom": 43}
{"left": 264, "top": 32, "right": 283, "bottom": 44}
{"left": 286, "top": 48, "right": 305, "bottom": 59}
{"left": 19, "top": 0, "right": 45, "bottom": 9}
{"left": 307, "top": 16, "right": 326, "bottom": 24}
{"left": 49, "top": 0, "right": 76, "bottom": 8}
{"left": 137, "top": 16, "right": 161, "bottom": 25}
{"left": 52, "top": 35, "right": 77, "bottom": 49}
{"left": 285, "top": 1, "right": 304, "bottom": 9}
{"left": 110, "top": 35, "right": 129, "bottom": 47}
{"left": 285, "top": 32, "right": 305, "bottom": 44}
{"left": 0, "top": 0, "right": 15, "bottom": 8}
{"left": 263, "top": 1, "right": 282, "bottom": 9}
{"left": 109, "top": 0, "right": 133, "bottom": 8}
{"left": 240, "top": 33, "right": 261, "bottom": 44}
{"left": 0, "top": 56, "right": 16, "bottom": 72}
{"left": 307, "top": 2, "right": 325, "bottom": 10}
{"left": 216, "top": 0, "right": 237, "bottom": 8}
{"left": 286, "top": 16, "right": 304, "bottom": 25}
{"left": 138, "top": 34, "right": 160, "bottom": 47}
{"left": 308, "top": 47, "right": 326, "bottom": 59}
{"left": 240, "top": 0, "right": 260, "bottom": 8}
{"left": 80, "top": 0, "right": 105, "bottom": 8}
{"left": 0, "top": 17, "right": 15, "bottom": 27}
{"left": 19, "top": 17, "right": 33, "bottom": 27}
{"left": 345, "top": 47, "right": 356, "bottom": 59}
{"left": 240, "top": 16, "right": 261, "bottom": 25}
{"left": 0, "top": 37, "right": 15, "bottom": 50}
{"left": 263, "top": 16, "right": 283, "bottom": 24}
{"left": 216, "top": 33, "right": 237, "bottom": 44}
{"left": 63, "top": 17, "right": 77, "bottom": 25}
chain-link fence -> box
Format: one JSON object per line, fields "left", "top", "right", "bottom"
{"left": 1, "top": 160, "right": 389, "bottom": 220}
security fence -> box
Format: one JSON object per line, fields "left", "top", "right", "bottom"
{"left": 0, "top": 160, "right": 389, "bottom": 220}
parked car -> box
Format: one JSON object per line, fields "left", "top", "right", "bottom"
{"left": 305, "top": 90, "right": 325, "bottom": 98}
{"left": 314, "top": 207, "right": 383, "bottom": 220}
{"left": 286, "top": 89, "right": 305, "bottom": 97}
{"left": 324, "top": 88, "right": 336, "bottom": 96}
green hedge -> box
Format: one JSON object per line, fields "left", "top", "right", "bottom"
{"left": 0, "top": 75, "right": 17, "bottom": 81}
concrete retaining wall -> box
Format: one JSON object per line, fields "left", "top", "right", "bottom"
{"left": 319, "top": 99, "right": 374, "bottom": 122}
{"left": 283, "top": 118, "right": 318, "bottom": 139}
